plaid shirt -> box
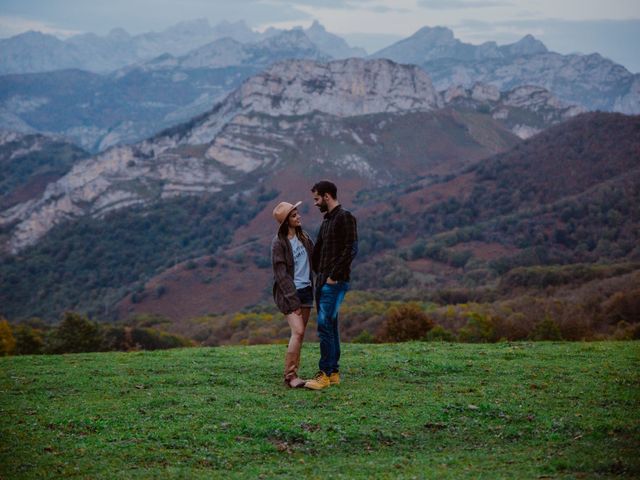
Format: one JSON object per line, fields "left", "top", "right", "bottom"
{"left": 312, "top": 205, "right": 358, "bottom": 283}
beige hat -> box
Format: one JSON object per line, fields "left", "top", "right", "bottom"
{"left": 272, "top": 201, "right": 302, "bottom": 225}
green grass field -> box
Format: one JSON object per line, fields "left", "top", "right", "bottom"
{"left": 1, "top": 342, "right": 639, "bottom": 479}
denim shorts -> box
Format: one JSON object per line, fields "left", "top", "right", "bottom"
{"left": 296, "top": 285, "right": 313, "bottom": 308}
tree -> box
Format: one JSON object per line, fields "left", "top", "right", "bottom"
{"left": 458, "top": 312, "right": 497, "bottom": 343}
{"left": 45, "top": 311, "right": 103, "bottom": 354}
{"left": 530, "top": 316, "right": 563, "bottom": 341}
{"left": 378, "top": 303, "right": 434, "bottom": 342}
{"left": 13, "top": 325, "right": 45, "bottom": 355}
{"left": 0, "top": 318, "right": 16, "bottom": 356}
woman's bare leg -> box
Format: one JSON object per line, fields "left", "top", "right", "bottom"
{"left": 284, "top": 310, "right": 307, "bottom": 387}
{"left": 284, "top": 308, "right": 311, "bottom": 386}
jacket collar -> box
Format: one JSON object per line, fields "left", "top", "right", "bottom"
{"left": 324, "top": 204, "right": 342, "bottom": 220}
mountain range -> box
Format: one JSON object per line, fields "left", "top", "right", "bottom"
{"left": 0, "top": 58, "right": 581, "bottom": 255}
{"left": 0, "top": 29, "right": 332, "bottom": 152}
{"left": 0, "top": 19, "right": 365, "bottom": 75}
{"left": 1, "top": 57, "right": 636, "bottom": 323}
{"left": 372, "top": 26, "right": 640, "bottom": 114}
{"left": 1, "top": 21, "right": 637, "bottom": 156}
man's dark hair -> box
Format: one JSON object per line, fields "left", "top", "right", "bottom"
{"left": 311, "top": 180, "right": 337, "bottom": 199}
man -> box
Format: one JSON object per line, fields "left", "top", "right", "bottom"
{"left": 305, "top": 180, "right": 358, "bottom": 390}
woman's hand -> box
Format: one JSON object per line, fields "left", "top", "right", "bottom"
{"left": 293, "top": 308, "right": 302, "bottom": 316}
{"left": 326, "top": 277, "right": 337, "bottom": 285}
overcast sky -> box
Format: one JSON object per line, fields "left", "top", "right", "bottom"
{"left": 1, "top": 0, "right": 639, "bottom": 72}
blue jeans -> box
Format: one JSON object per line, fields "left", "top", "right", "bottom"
{"left": 316, "top": 281, "right": 349, "bottom": 375}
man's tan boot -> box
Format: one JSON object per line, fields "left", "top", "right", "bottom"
{"left": 304, "top": 371, "right": 330, "bottom": 390}
{"left": 329, "top": 372, "right": 340, "bottom": 385}
{"left": 284, "top": 352, "right": 305, "bottom": 388}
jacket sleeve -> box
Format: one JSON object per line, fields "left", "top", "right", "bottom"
{"left": 330, "top": 212, "right": 358, "bottom": 281}
{"left": 271, "top": 237, "right": 300, "bottom": 312}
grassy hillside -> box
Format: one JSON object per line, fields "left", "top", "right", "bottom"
{"left": 353, "top": 113, "right": 640, "bottom": 289}
{"left": 0, "top": 189, "right": 275, "bottom": 321}
{"left": 1, "top": 341, "right": 638, "bottom": 479}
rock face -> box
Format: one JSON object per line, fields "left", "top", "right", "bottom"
{"left": 234, "top": 58, "right": 443, "bottom": 117}
{"left": 371, "top": 26, "right": 640, "bottom": 114}
{"left": 443, "top": 83, "right": 585, "bottom": 139}
{"left": 0, "top": 58, "right": 579, "bottom": 253}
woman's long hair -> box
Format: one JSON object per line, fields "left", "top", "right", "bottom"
{"left": 278, "top": 212, "right": 310, "bottom": 244}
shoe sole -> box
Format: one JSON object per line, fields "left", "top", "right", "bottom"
{"left": 304, "top": 383, "right": 330, "bottom": 390}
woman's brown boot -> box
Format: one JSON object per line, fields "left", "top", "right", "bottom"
{"left": 284, "top": 352, "right": 305, "bottom": 388}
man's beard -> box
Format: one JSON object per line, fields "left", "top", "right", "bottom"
{"left": 318, "top": 200, "right": 328, "bottom": 213}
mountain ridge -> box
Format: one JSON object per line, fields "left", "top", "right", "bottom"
{"left": 371, "top": 25, "right": 640, "bottom": 114}
{"left": 0, "top": 19, "right": 365, "bottom": 75}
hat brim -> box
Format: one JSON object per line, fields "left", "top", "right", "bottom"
{"left": 280, "top": 201, "right": 302, "bottom": 225}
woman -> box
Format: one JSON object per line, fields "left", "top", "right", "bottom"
{"left": 271, "top": 201, "right": 314, "bottom": 388}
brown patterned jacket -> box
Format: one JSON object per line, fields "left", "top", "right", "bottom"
{"left": 271, "top": 231, "right": 314, "bottom": 314}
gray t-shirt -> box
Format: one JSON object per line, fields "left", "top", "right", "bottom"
{"left": 289, "top": 235, "right": 311, "bottom": 289}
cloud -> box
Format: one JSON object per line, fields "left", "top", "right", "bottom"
{"left": 418, "top": 0, "right": 512, "bottom": 9}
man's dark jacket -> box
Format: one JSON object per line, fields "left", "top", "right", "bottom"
{"left": 312, "top": 205, "right": 358, "bottom": 286}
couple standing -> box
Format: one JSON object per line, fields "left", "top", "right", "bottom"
{"left": 271, "top": 180, "right": 358, "bottom": 390}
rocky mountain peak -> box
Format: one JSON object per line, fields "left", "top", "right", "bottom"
{"left": 412, "top": 26, "right": 456, "bottom": 45}
{"left": 9, "top": 30, "right": 60, "bottom": 45}
{"left": 107, "top": 28, "right": 131, "bottom": 40}
{"left": 308, "top": 20, "right": 325, "bottom": 33}
{"left": 304, "top": 20, "right": 367, "bottom": 59}
{"left": 503, "top": 34, "right": 548, "bottom": 56}
{"left": 233, "top": 58, "right": 442, "bottom": 118}
{"left": 369, "top": 25, "right": 462, "bottom": 64}
{"left": 212, "top": 20, "right": 259, "bottom": 43}
{"left": 165, "top": 18, "right": 212, "bottom": 35}
{"left": 259, "top": 29, "right": 316, "bottom": 50}
{"left": 181, "top": 58, "right": 442, "bottom": 145}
